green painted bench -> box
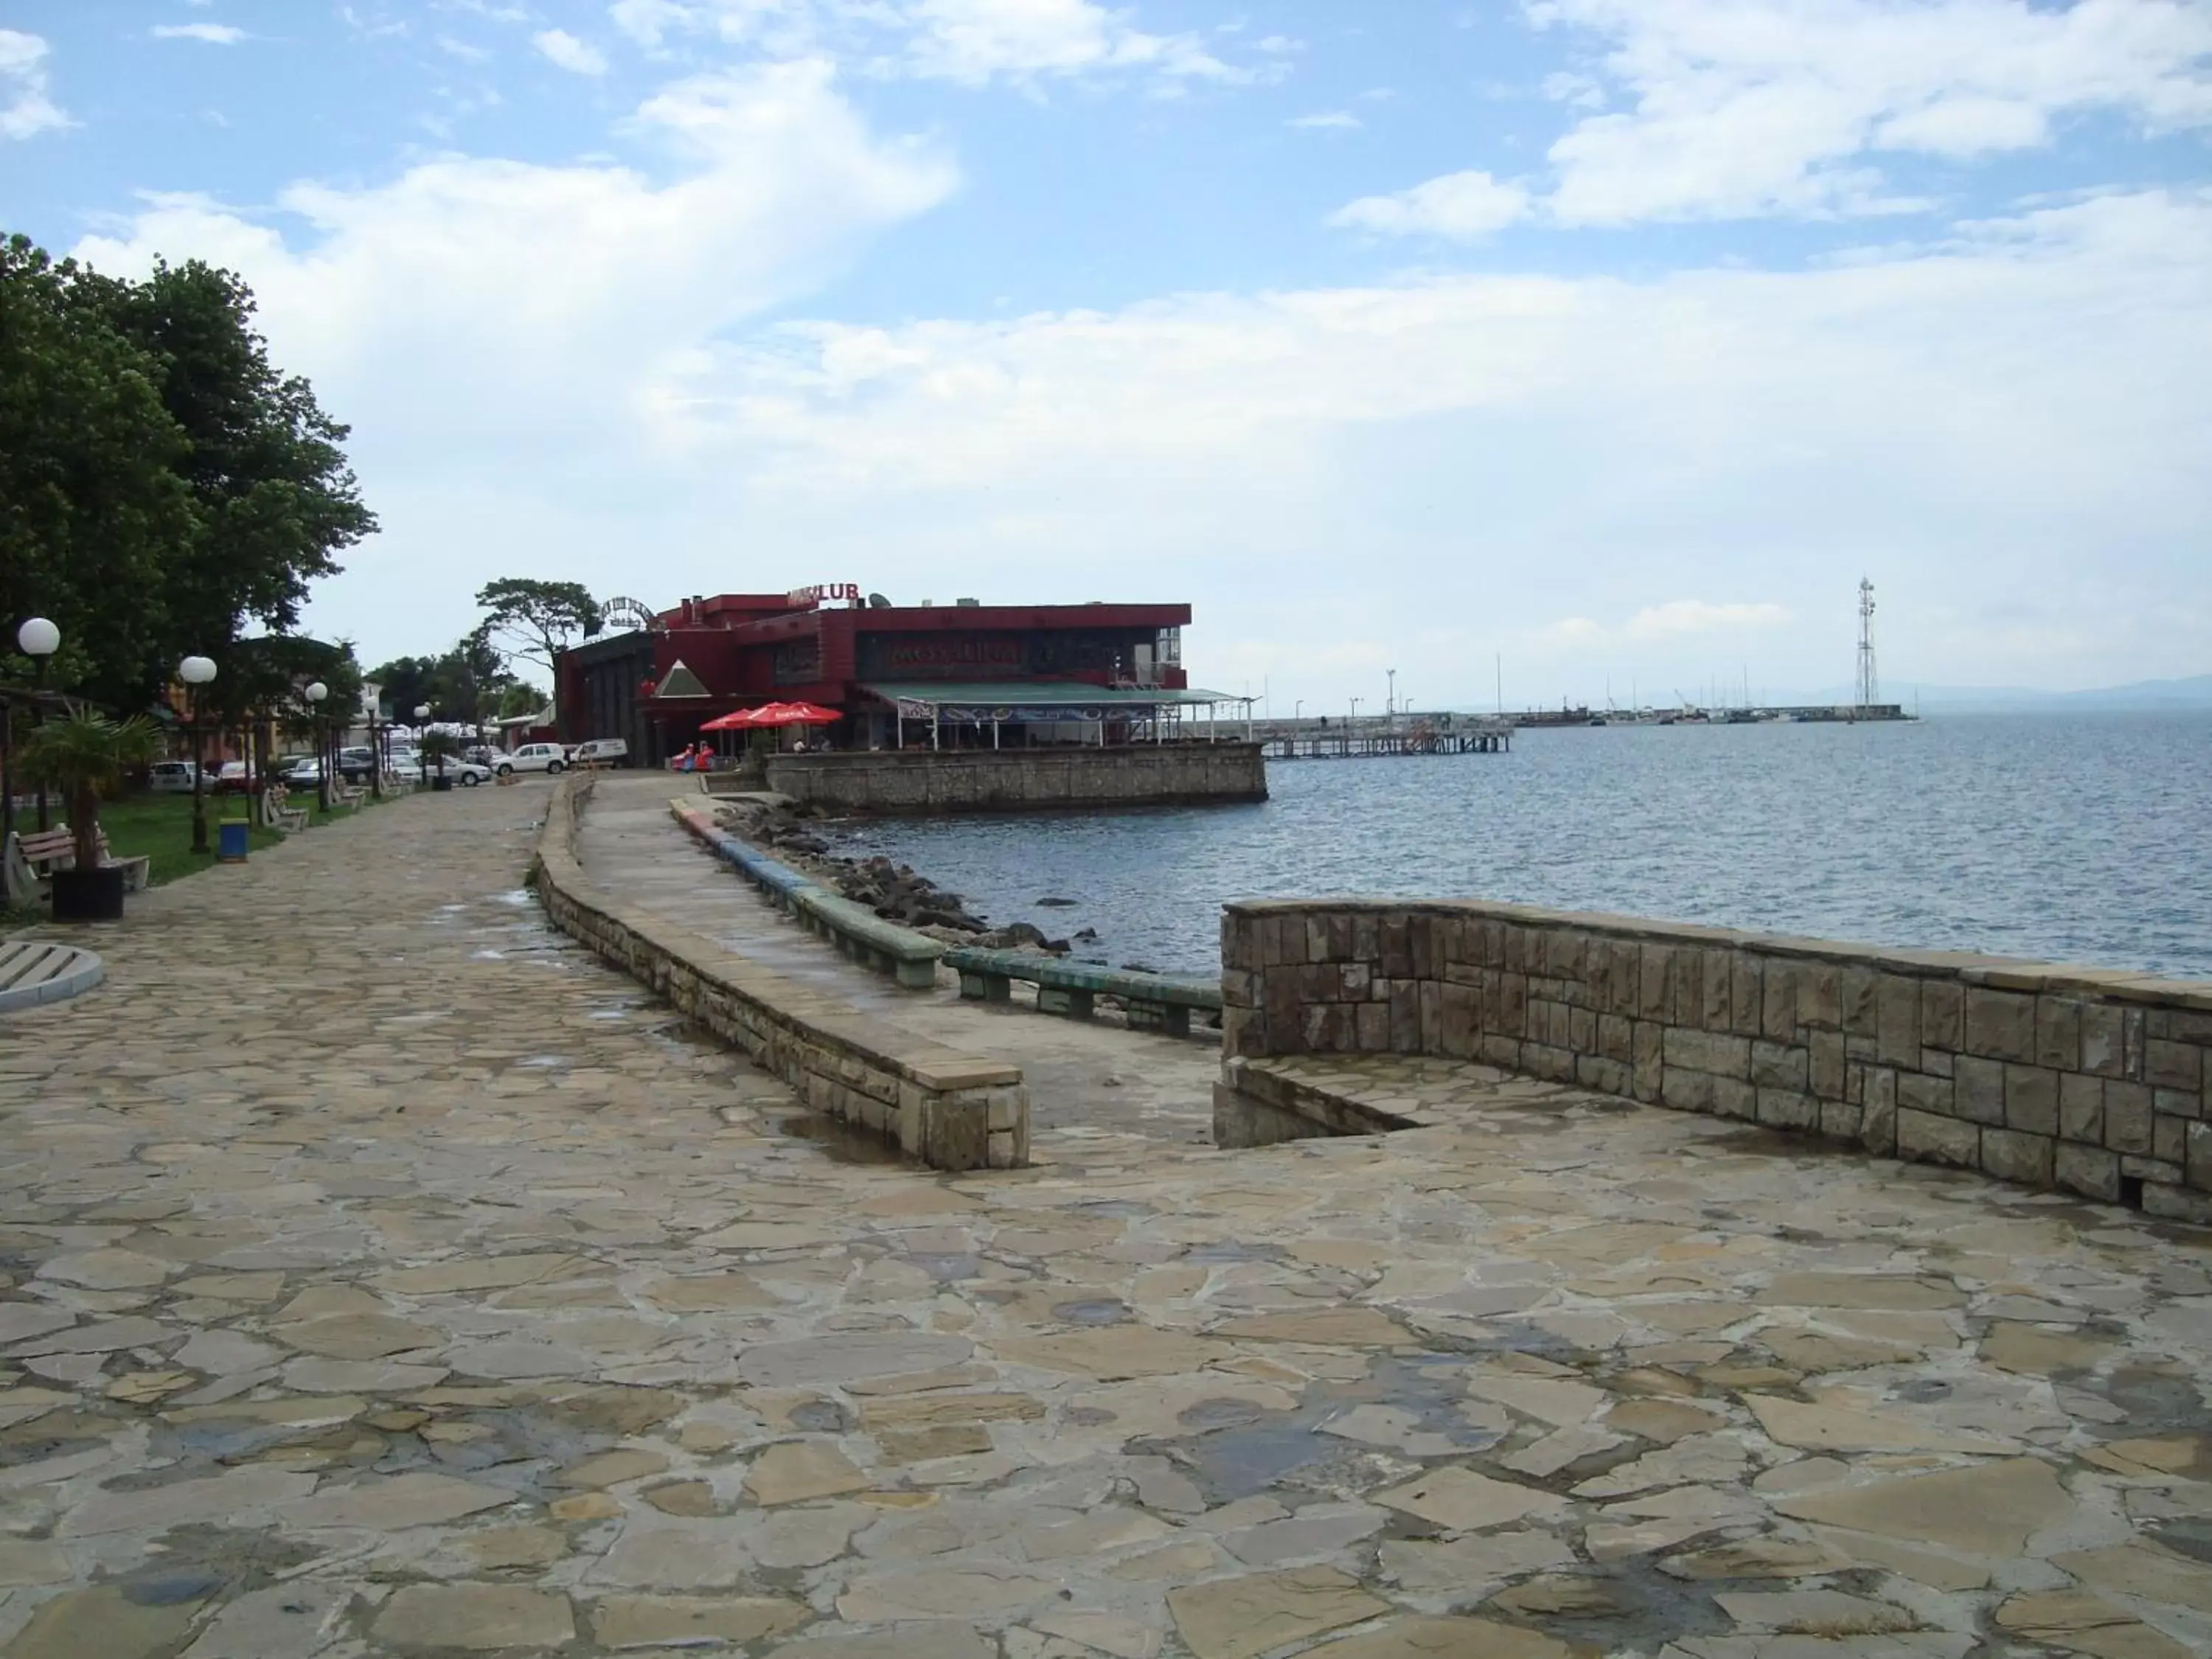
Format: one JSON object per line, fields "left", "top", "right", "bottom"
{"left": 793, "top": 888, "right": 945, "bottom": 990}
{"left": 942, "top": 947, "right": 1221, "bottom": 1037}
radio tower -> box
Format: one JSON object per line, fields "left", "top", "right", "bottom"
{"left": 1855, "top": 577, "right": 1879, "bottom": 709}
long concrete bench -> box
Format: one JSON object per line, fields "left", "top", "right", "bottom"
{"left": 667, "top": 801, "right": 944, "bottom": 990}
{"left": 942, "top": 946, "right": 1221, "bottom": 1037}
{"left": 534, "top": 776, "right": 1028, "bottom": 1170}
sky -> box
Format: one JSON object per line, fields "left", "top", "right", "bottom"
{"left": 4, "top": 0, "right": 2210, "bottom": 709}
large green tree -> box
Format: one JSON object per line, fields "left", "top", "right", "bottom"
{"left": 369, "top": 632, "right": 516, "bottom": 727}
{"left": 79, "top": 257, "right": 378, "bottom": 680}
{"left": 0, "top": 235, "right": 198, "bottom": 706}
{"left": 474, "top": 578, "right": 601, "bottom": 676}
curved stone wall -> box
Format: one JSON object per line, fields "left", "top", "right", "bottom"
{"left": 1221, "top": 897, "right": 2211, "bottom": 1224}
{"left": 533, "top": 774, "right": 1029, "bottom": 1170}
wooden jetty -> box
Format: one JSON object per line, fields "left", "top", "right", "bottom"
{"left": 1255, "top": 714, "right": 1511, "bottom": 760}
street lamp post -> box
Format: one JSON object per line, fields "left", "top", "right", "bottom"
{"left": 1349, "top": 696, "right": 1363, "bottom": 742}
{"left": 414, "top": 705, "right": 431, "bottom": 787}
{"left": 1387, "top": 669, "right": 1397, "bottom": 723}
{"left": 17, "top": 618, "right": 60, "bottom": 831}
{"left": 1293, "top": 699, "right": 1303, "bottom": 724}
{"left": 179, "top": 655, "right": 217, "bottom": 855}
{"left": 305, "top": 682, "right": 330, "bottom": 813}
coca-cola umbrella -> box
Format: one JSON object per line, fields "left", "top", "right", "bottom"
{"left": 746, "top": 701, "right": 840, "bottom": 726}
{"left": 700, "top": 709, "right": 759, "bottom": 731}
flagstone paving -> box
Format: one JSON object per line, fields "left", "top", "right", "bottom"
{"left": 0, "top": 781, "right": 2209, "bottom": 1657}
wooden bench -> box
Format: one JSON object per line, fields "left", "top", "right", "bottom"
{"left": 3, "top": 825, "right": 151, "bottom": 902}
{"left": 942, "top": 947, "right": 1221, "bottom": 1037}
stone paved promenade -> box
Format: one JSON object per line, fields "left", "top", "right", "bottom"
{"left": 1, "top": 782, "right": 2210, "bottom": 1658}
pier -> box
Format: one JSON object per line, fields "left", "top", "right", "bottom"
{"left": 1253, "top": 713, "right": 1511, "bottom": 759}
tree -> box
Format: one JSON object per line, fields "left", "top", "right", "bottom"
{"left": 366, "top": 654, "right": 437, "bottom": 723}
{"left": 0, "top": 234, "right": 199, "bottom": 707}
{"left": 77, "top": 257, "right": 378, "bottom": 684}
{"left": 370, "top": 633, "right": 516, "bottom": 728}
{"left": 474, "top": 578, "right": 601, "bottom": 676}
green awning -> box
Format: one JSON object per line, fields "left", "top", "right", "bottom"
{"left": 860, "top": 681, "right": 1242, "bottom": 710}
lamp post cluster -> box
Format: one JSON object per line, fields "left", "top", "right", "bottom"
{"left": 4, "top": 619, "right": 228, "bottom": 863}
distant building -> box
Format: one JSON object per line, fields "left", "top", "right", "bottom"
{"left": 554, "top": 588, "right": 1237, "bottom": 765}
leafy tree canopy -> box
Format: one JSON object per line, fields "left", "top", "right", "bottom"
{"left": 474, "top": 578, "right": 601, "bottom": 675}
{"left": 0, "top": 235, "right": 196, "bottom": 705}
{"left": 1, "top": 232, "right": 375, "bottom": 710}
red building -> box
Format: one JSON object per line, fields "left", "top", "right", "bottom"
{"left": 555, "top": 588, "right": 1235, "bottom": 765}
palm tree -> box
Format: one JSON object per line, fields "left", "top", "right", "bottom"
{"left": 18, "top": 709, "right": 158, "bottom": 874}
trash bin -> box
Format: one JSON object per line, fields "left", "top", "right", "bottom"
{"left": 217, "top": 818, "right": 251, "bottom": 863}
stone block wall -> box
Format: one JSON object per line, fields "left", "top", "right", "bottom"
{"left": 1222, "top": 898, "right": 2212, "bottom": 1223}
{"left": 766, "top": 743, "right": 1267, "bottom": 814}
{"left": 535, "top": 776, "right": 1029, "bottom": 1170}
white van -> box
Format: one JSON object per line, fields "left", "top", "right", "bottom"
{"left": 568, "top": 738, "right": 629, "bottom": 768}
{"left": 495, "top": 742, "right": 567, "bottom": 777}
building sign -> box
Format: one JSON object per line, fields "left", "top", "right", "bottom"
{"left": 786, "top": 583, "right": 861, "bottom": 607}
{"left": 880, "top": 636, "right": 1024, "bottom": 672}
{"left": 601, "top": 596, "right": 663, "bottom": 633}
{"left": 773, "top": 639, "right": 822, "bottom": 684}
{"left": 896, "top": 700, "right": 1124, "bottom": 724}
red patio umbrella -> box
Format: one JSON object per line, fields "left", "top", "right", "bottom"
{"left": 746, "top": 701, "right": 840, "bottom": 726}
{"left": 700, "top": 709, "right": 759, "bottom": 731}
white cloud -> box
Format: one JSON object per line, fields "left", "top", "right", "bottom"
{"left": 1288, "top": 110, "right": 1359, "bottom": 130}
{"left": 1329, "top": 170, "right": 1529, "bottom": 238}
{"left": 150, "top": 23, "right": 249, "bottom": 45}
{"left": 0, "top": 29, "right": 69, "bottom": 139}
{"left": 897, "top": 0, "right": 1242, "bottom": 86}
{"left": 603, "top": 0, "right": 1257, "bottom": 88}
{"left": 618, "top": 189, "right": 2212, "bottom": 695}
{"left": 534, "top": 29, "right": 611, "bottom": 75}
{"left": 1624, "top": 600, "right": 1792, "bottom": 638}
{"left": 438, "top": 35, "right": 494, "bottom": 63}
{"left": 72, "top": 58, "right": 956, "bottom": 652}
{"left": 1530, "top": 0, "right": 2212, "bottom": 224}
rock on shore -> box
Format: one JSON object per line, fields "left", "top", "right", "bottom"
{"left": 713, "top": 802, "right": 1071, "bottom": 953}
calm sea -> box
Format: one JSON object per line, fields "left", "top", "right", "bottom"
{"left": 827, "top": 712, "right": 2212, "bottom": 981}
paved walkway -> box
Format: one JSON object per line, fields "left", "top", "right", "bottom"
{"left": 0, "top": 780, "right": 2208, "bottom": 1658}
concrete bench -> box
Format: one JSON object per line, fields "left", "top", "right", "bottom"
{"left": 0, "top": 939, "right": 104, "bottom": 1013}
{"left": 260, "top": 785, "right": 308, "bottom": 834}
{"left": 4, "top": 826, "right": 150, "bottom": 901}
{"left": 668, "top": 801, "right": 944, "bottom": 990}
{"left": 942, "top": 947, "right": 1222, "bottom": 1037}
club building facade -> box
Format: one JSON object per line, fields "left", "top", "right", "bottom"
{"left": 555, "top": 588, "right": 1246, "bottom": 768}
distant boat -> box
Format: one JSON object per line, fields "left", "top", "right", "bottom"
{"left": 1587, "top": 715, "right": 1608, "bottom": 726}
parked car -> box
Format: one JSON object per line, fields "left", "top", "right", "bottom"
{"left": 212, "top": 761, "right": 261, "bottom": 793}
{"left": 282, "top": 757, "right": 325, "bottom": 789}
{"left": 567, "top": 737, "right": 629, "bottom": 768}
{"left": 147, "top": 760, "right": 207, "bottom": 793}
{"left": 337, "top": 745, "right": 377, "bottom": 782}
{"left": 494, "top": 742, "right": 567, "bottom": 777}
{"left": 437, "top": 759, "right": 492, "bottom": 787}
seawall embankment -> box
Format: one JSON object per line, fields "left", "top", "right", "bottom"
{"left": 532, "top": 774, "right": 1030, "bottom": 1171}
{"left": 765, "top": 744, "right": 1267, "bottom": 815}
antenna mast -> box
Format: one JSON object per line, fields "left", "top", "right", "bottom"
{"left": 1855, "top": 577, "right": 1879, "bottom": 709}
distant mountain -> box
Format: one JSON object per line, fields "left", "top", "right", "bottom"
{"left": 1882, "top": 675, "right": 2212, "bottom": 712}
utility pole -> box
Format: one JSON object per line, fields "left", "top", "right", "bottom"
{"left": 1387, "top": 668, "right": 1397, "bottom": 723}
{"left": 1856, "top": 578, "right": 1879, "bottom": 709}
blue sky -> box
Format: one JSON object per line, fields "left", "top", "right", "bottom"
{"left": 4, "top": 1, "right": 2211, "bottom": 706}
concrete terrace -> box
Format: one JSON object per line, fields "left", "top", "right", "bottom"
{"left": 0, "top": 776, "right": 2207, "bottom": 1657}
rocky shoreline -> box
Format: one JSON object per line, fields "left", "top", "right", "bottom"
{"left": 712, "top": 799, "right": 1093, "bottom": 956}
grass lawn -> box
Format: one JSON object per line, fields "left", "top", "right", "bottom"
{"left": 3, "top": 788, "right": 400, "bottom": 927}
